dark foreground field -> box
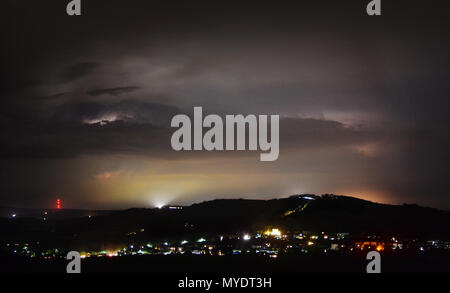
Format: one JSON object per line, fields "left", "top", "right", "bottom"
{"left": 2, "top": 252, "right": 450, "bottom": 273}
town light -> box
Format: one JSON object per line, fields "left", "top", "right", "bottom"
{"left": 265, "top": 228, "right": 281, "bottom": 237}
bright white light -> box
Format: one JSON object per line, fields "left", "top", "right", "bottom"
{"left": 83, "top": 113, "right": 120, "bottom": 126}
{"left": 152, "top": 200, "right": 167, "bottom": 209}
{"left": 265, "top": 228, "right": 281, "bottom": 237}
{"left": 181, "top": 240, "right": 188, "bottom": 245}
{"left": 243, "top": 234, "right": 251, "bottom": 241}
{"left": 197, "top": 238, "right": 206, "bottom": 243}
{"left": 11, "top": 214, "right": 16, "bottom": 218}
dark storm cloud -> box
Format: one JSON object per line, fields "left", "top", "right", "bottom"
{"left": 60, "top": 62, "right": 100, "bottom": 82}
{"left": 87, "top": 86, "right": 140, "bottom": 97}
{"left": 37, "top": 92, "right": 69, "bottom": 101}
{"left": 280, "top": 118, "right": 378, "bottom": 149}
{"left": 0, "top": 102, "right": 377, "bottom": 160}
{"left": 0, "top": 100, "right": 179, "bottom": 159}
{"left": 1, "top": 121, "right": 171, "bottom": 160}
{"left": 50, "top": 100, "right": 179, "bottom": 125}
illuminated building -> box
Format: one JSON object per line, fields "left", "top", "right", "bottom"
{"left": 264, "top": 228, "right": 281, "bottom": 237}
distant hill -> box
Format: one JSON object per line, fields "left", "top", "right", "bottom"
{"left": 1, "top": 194, "right": 450, "bottom": 250}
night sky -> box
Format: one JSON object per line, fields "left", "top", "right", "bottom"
{"left": 1, "top": 1, "right": 450, "bottom": 209}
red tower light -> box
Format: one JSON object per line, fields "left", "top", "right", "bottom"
{"left": 56, "top": 198, "right": 62, "bottom": 209}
